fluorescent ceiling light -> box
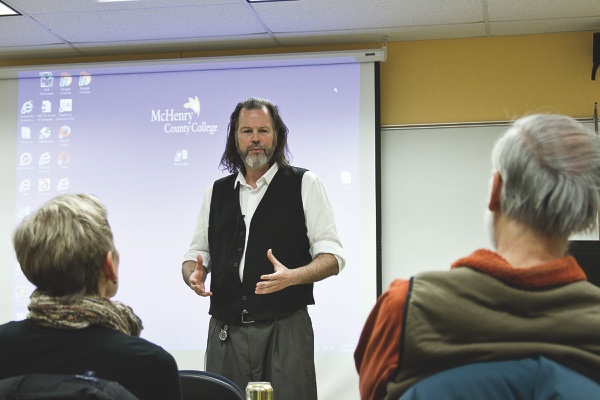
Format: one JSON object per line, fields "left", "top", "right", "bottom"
{"left": 0, "top": 1, "right": 19, "bottom": 16}
{"left": 96, "top": 0, "right": 145, "bottom": 2}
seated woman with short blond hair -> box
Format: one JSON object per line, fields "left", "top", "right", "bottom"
{"left": 0, "top": 194, "right": 182, "bottom": 400}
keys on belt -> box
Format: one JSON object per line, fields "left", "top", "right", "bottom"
{"left": 219, "top": 324, "right": 228, "bottom": 341}
{"left": 241, "top": 309, "right": 256, "bottom": 324}
{"left": 218, "top": 310, "right": 256, "bottom": 342}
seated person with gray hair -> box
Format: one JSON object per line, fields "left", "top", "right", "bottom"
{"left": 355, "top": 114, "right": 600, "bottom": 400}
{"left": 0, "top": 194, "right": 182, "bottom": 400}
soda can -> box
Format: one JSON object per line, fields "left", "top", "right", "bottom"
{"left": 246, "top": 381, "right": 273, "bottom": 400}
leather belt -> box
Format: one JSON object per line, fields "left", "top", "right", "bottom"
{"left": 237, "top": 307, "right": 307, "bottom": 325}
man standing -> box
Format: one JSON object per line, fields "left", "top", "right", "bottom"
{"left": 355, "top": 114, "right": 600, "bottom": 399}
{"left": 182, "top": 97, "right": 345, "bottom": 400}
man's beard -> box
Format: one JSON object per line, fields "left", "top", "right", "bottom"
{"left": 241, "top": 145, "right": 274, "bottom": 169}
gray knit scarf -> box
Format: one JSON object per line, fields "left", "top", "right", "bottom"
{"left": 27, "top": 290, "right": 143, "bottom": 336}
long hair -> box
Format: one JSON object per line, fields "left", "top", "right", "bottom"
{"left": 492, "top": 114, "right": 600, "bottom": 237}
{"left": 220, "top": 97, "right": 291, "bottom": 174}
{"left": 13, "top": 194, "right": 118, "bottom": 302}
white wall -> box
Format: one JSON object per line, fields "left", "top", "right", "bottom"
{"left": 0, "top": 78, "right": 17, "bottom": 323}
{"left": 381, "top": 121, "right": 598, "bottom": 291}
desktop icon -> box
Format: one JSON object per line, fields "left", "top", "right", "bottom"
{"left": 56, "top": 177, "right": 70, "bottom": 191}
{"left": 79, "top": 72, "right": 91, "bottom": 86}
{"left": 39, "top": 72, "right": 53, "bottom": 88}
{"left": 19, "top": 153, "right": 32, "bottom": 166}
{"left": 59, "top": 98, "right": 72, "bottom": 113}
{"left": 21, "top": 101, "right": 33, "bottom": 114}
{"left": 38, "top": 178, "right": 51, "bottom": 192}
{"left": 21, "top": 127, "right": 31, "bottom": 140}
{"left": 18, "top": 179, "right": 31, "bottom": 193}
{"left": 58, "top": 125, "right": 71, "bottom": 139}
{"left": 60, "top": 72, "right": 72, "bottom": 87}
{"left": 58, "top": 150, "right": 70, "bottom": 165}
{"left": 39, "top": 127, "right": 51, "bottom": 140}
{"left": 17, "top": 207, "right": 31, "bottom": 219}
{"left": 340, "top": 171, "right": 352, "bottom": 185}
{"left": 15, "top": 286, "right": 29, "bottom": 299}
{"left": 38, "top": 152, "right": 51, "bottom": 166}
{"left": 175, "top": 150, "right": 188, "bottom": 162}
{"left": 41, "top": 100, "right": 52, "bottom": 113}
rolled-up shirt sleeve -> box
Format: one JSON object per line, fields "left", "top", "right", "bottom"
{"left": 302, "top": 171, "right": 346, "bottom": 272}
{"left": 183, "top": 185, "right": 213, "bottom": 271}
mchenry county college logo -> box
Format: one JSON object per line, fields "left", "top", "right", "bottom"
{"left": 151, "top": 96, "right": 218, "bottom": 135}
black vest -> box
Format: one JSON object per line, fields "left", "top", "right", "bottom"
{"left": 208, "top": 166, "right": 314, "bottom": 322}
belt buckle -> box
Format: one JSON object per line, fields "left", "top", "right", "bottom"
{"left": 241, "top": 310, "right": 255, "bottom": 324}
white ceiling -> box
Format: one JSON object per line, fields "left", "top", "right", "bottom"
{"left": 1, "top": 0, "right": 599, "bottom": 61}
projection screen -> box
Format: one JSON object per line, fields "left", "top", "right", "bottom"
{"left": 0, "top": 50, "right": 381, "bottom": 400}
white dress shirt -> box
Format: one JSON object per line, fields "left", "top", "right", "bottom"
{"left": 184, "top": 163, "right": 345, "bottom": 281}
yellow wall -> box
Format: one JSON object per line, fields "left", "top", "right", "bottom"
{"left": 2, "top": 31, "right": 599, "bottom": 125}
{"left": 382, "top": 31, "right": 600, "bottom": 125}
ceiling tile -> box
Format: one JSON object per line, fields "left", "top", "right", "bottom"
{"left": 487, "top": 0, "right": 600, "bottom": 21}
{"left": 252, "top": 0, "right": 485, "bottom": 32}
{"left": 5, "top": 0, "right": 240, "bottom": 14}
{"left": 29, "top": 4, "right": 264, "bottom": 42}
{"left": 0, "top": 15, "right": 64, "bottom": 46}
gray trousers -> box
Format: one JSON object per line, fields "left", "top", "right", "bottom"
{"left": 205, "top": 308, "right": 318, "bottom": 400}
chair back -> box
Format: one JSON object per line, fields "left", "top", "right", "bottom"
{"left": 399, "top": 357, "right": 600, "bottom": 400}
{"left": 179, "top": 370, "right": 245, "bottom": 400}
{"left": 0, "top": 372, "right": 138, "bottom": 399}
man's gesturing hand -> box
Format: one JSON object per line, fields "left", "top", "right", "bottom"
{"left": 189, "top": 254, "right": 213, "bottom": 297}
{"left": 255, "top": 249, "right": 298, "bottom": 294}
